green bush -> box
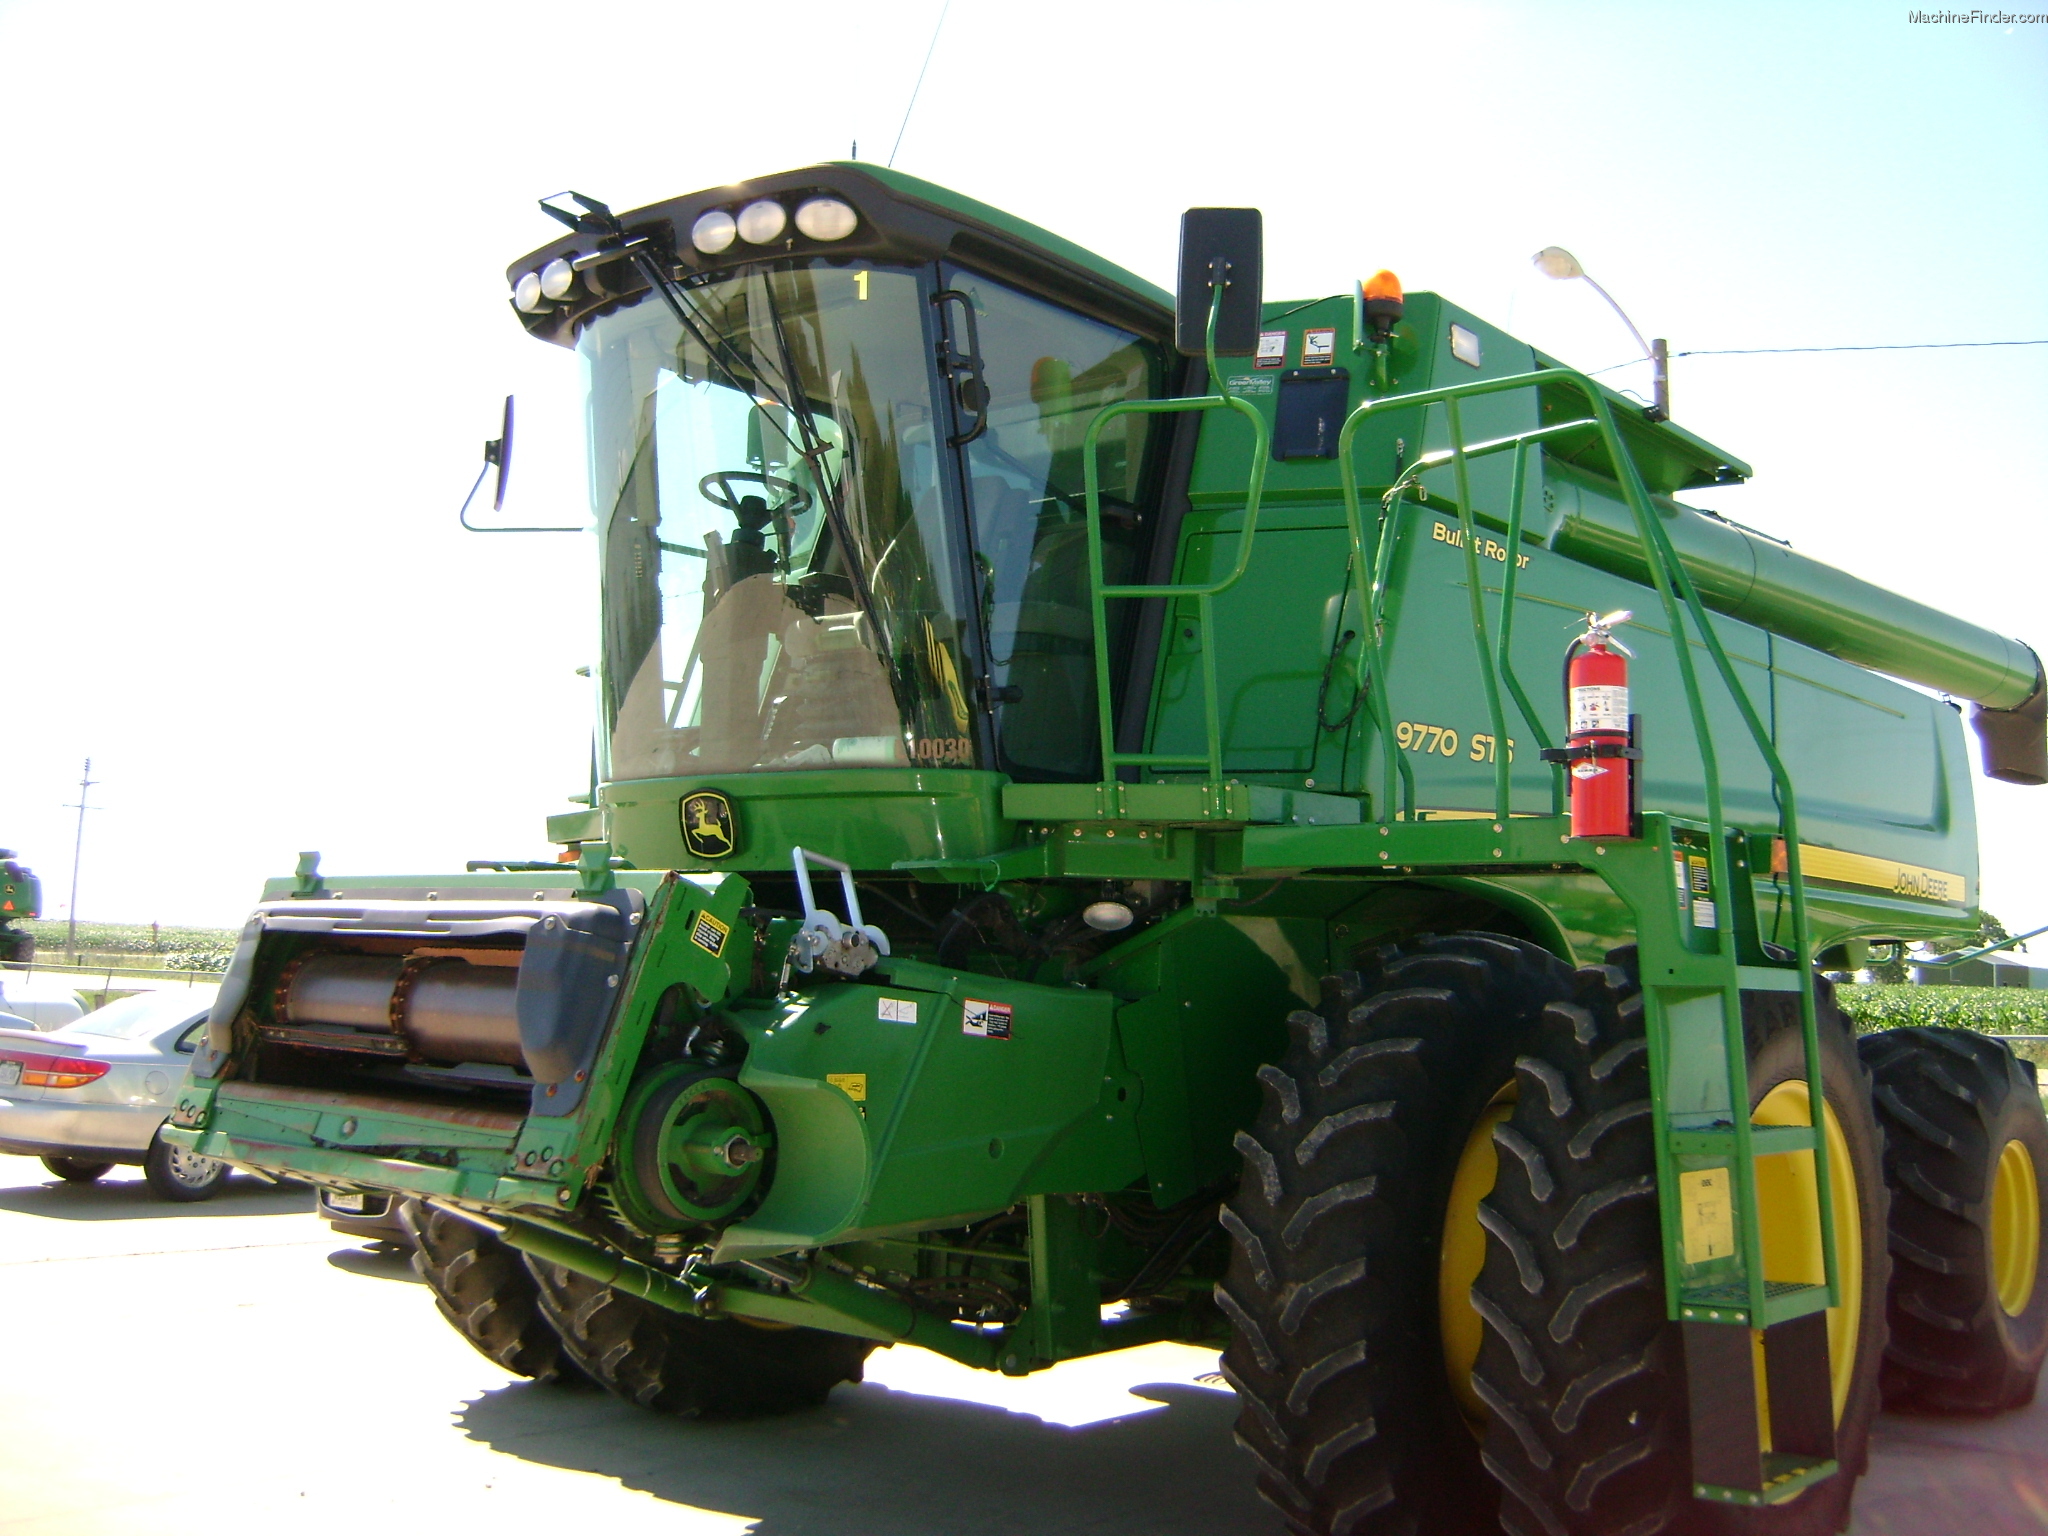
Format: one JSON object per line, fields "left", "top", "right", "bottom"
{"left": 158, "top": 947, "right": 233, "bottom": 973}
{"left": 18, "top": 919, "right": 237, "bottom": 956}
{"left": 1835, "top": 983, "right": 2048, "bottom": 1035}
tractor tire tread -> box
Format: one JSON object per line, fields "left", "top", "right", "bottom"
{"left": 1220, "top": 931, "right": 1576, "bottom": 1536}
{"left": 525, "top": 1256, "right": 873, "bottom": 1418}
{"left": 1473, "top": 954, "right": 1890, "bottom": 1536}
{"left": 400, "top": 1200, "right": 583, "bottom": 1385}
{"left": 1859, "top": 1025, "right": 2048, "bottom": 1413}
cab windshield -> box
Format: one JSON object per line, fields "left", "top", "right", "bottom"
{"left": 582, "top": 257, "right": 1166, "bottom": 782}
{"left": 586, "top": 261, "right": 971, "bottom": 778}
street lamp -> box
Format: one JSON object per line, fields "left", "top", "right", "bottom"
{"left": 1532, "top": 246, "right": 1669, "bottom": 421}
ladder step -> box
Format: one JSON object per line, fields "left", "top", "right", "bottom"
{"left": 1696, "top": 1456, "right": 1840, "bottom": 1508}
{"left": 1734, "top": 965, "right": 1804, "bottom": 992}
{"left": 1680, "top": 1280, "right": 1831, "bottom": 1327}
{"left": 1669, "top": 1123, "right": 1817, "bottom": 1157}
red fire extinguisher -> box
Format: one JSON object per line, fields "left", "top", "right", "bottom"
{"left": 1543, "top": 610, "right": 1640, "bottom": 839}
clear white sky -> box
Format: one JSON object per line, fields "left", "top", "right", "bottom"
{"left": 2, "top": 0, "right": 2043, "bottom": 932}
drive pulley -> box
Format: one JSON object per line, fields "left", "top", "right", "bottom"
{"left": 610, "top": 1063, "right": 773, "bottom": 1232}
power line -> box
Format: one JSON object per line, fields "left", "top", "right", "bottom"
{"left": 1678, "top": 338, "right": 2048, "bottom": 357}
{"left": 888, "top": 0, "right": 951, "bottom": 168}
{"left": 1588, "top": 337, "right": 2048, "bottom": 375}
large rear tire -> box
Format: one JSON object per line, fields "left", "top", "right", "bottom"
{"left": 400, "top": 1200, "right": 583, "bottom": 1385}
{"left": 1471, "top": 961, "right": 1889, "bottom": 1536}
{"left": 526, "top": 1256, "right": 874, "bottom": 1417}
{"left": 1859, "top": 1026, "right": 2048, "bottom": 1412}
{"left": 1217, "top": 933, "right": 1575, "bottom": 1535}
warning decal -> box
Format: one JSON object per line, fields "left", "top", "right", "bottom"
{"left": 1680, "top": 1168, "right": 1736, "bottom": 1264}
{"left": 1301, "top": 328, "right": 1336, "bottom": 366}
{"left": 826, "top": 1073, "right": 867, "bottom": 1101}
{"left": 689, "top": 910, "right": 730, "bottom": 957}
{"left": 878, "top": 998, "right": 919, "bottom": 1024}
{"left": 962, "top": 999, "right": 1013, "bottom": 1040}
{"left": 1255, "top": 330, "right": 1288, "bottom": 368}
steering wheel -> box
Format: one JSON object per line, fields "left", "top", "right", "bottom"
{"left": 697, "top": 471, "right": 812, "bottom": 523}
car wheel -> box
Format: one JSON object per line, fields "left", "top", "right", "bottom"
{"left": 143, "top": 1126, "right": 228, "bottom": 1202}
{"left": 42, "top": 1156, "right": 114, "bottom": 1183}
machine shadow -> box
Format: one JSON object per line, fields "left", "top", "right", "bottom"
{"left": 0, "top": 1174, "right": 310, "bottom": 1221}
{"left": 325, "top": 1240, "right": 423, "bottom": 1282}
{"left": 458, "top": 1373, "right": 1278, "bottom": 1536}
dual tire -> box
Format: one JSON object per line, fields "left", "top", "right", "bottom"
{"left": 1859, "top": 1026, "right": 2048, "bottom": 1413}
{"left": 401, "top": 1200, "right": 872, "bottom": 1416}
{"left": 1220, "top": 936, "right": 1899, "bottom": 1536}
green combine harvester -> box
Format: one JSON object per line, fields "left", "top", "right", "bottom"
{"left": 167, "top": 165, "right": 2048, "bottom": 1535}
{"left": 0, "top": 851, "right": 39, "bottom": 966}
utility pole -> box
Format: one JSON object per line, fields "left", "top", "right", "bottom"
{"left": 63, "top": 758, "right": 98, "bottom": 964}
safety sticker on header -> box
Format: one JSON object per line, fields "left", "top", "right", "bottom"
{"left": 1255, "top": 330, "right": 1287, "bottom": 368}
{"left": 689, "top": 910, "right": 730, "bottom": 957}
{"left": 962, "top": 999, "right": 1012, "bottom": 1040}
{"left": 878, "top": 998, "right": 919, "bottom": 1024}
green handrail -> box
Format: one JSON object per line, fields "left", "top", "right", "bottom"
{"left": 1076, "top": 323, "right": 1839, "bottom": 1326}
{"left": 1340, "top": 416, "right": 1598, "bottom": 821}
{"left": 1080, "top": 292, "right": 1270, "bottom": 784}
{"left": 1495, "top": 440, "right": 1568, "bottom": 816}
{"left": 1336, "top": 367, "right": 1835, "bottom": 1321}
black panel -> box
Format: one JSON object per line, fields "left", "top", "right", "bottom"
{"left": 519, "top": 890, "right": 638, "bottom": 1114}
{"left": 1272, "top": 368, "right": 1351, "bottom": 461}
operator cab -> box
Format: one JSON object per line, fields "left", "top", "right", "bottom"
{"left": 507, "top": 166, "right": 1182, "bottom": 786}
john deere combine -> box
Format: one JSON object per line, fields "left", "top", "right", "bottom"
{"left": 0, "top": 851, "right": 38, "bottom": 966}
{"left": 167, "top": 165, "right": 2048, "bottom": 1534}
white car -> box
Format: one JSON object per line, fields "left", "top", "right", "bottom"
{"left": 0, "top": 987, "right": 229, "bottom": 1200}
{"left": 0, "top": 975, "right": 87, "bottom": 1031}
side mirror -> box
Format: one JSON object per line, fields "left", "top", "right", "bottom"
{"left": 484, "top": 394, "right": 515, "bottom": 511}
{"left": 459, "top": 393, "right": 581, "bottom": 533}
{"left": 1175, "top": 208, "right": 1263, "bottom": 358}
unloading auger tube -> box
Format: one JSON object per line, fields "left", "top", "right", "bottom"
{"left": 1548, "top": 479, "right": 2048, "bottom": 781}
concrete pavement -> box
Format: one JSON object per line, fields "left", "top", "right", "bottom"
{"left": 0, "top": 1151, "right": 2040, "bottom": 1534}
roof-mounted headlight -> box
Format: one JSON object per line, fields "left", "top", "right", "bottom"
{"left": 691, "top": 209, "right": 737, "bottom": 255}
{"left": 794, "top": 197, "right": 858, "bottom": 241}
{"left": 736, "top": 199, "right": 787, "bottom": 245}
{"left": 512, "top": 271, "right": 546, "bottom": 313}
{"left": 539, "top": 257, "right": 577, "bottom": 300}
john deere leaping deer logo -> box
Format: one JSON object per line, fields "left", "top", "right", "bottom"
{"left": 679, "top": 791, "right": 738, "bottom": 860}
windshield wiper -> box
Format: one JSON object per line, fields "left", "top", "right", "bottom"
{"left": 541, "top": 192, "right": 919, "bottom": 737}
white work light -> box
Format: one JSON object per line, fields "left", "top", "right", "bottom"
{"left": 691, "top": 209, "right": 737, "bottom": 255}
{"left": 795, "top": 197, "right": 859, "bottom": 241}
{"left": 736, "top": 199, "right": 788, "bottom": 245}
{"left": 539, "top": 258, "right": 577, "bottom": 300}
{"left": 512, "top": 271, "right": 545, "bottom": 313}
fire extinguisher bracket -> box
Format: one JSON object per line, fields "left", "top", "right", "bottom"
{"left": 1540, "top": 743, "right": 1642, "bottom": 763}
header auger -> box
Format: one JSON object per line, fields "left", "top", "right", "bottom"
{"left": 167, "top": 164, "right": 2048, "bottom": 1535}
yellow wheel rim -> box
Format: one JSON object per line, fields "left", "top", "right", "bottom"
{"left": 1753, "top": 1081, "right": 1864, "bottom": 1428}
{"left": 1441, "top": 1083, "right": 1515, "bottom": 1430}
{"left": 1991, "top": 1138, "right": 2041, "bottom": 1317}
